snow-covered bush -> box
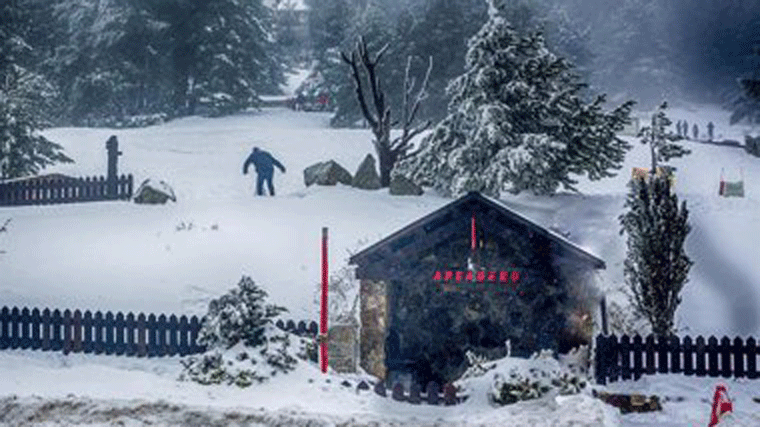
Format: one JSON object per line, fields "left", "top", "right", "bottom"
{"left": 180, "top": 276, "right": 306, "bottom": 387}
{"left": 481, "top": 349, "right": 588, "bottom": 406}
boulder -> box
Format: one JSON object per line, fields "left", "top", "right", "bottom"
{"left": 133, "top": 179, "right": 176, "bottom": 204}
{"left": 352, "top": 154, "right": 381, "bottom": 190}
{"left": 303, "top": 160, "right": 352, "bottom": 187}
{"left": 389, "top": 174, "right": 423, "bottom": 196}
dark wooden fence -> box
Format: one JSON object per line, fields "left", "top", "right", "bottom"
{"left": 595, "top": 334, "right": 760, "bottom": 385}
{"left": 0, "top": 306, "right": 204, "bottom": 356}
{"left": 0, "top": 174, "right": 133, "bottom": 206}
{"left": 372, "top": 380, "right": 464, "bottom": 405}
{"left": 275, "top": 319, "right": 318, "bottom": 337}
{"left": 0, "top": 306, "right": 321, "bottom": 358}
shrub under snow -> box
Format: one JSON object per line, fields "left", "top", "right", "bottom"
{"left": 179, "top": 276, "right": 309, "bottom": 387}
{"left": 456, "top": 348, "right": 588, "bottom": 407}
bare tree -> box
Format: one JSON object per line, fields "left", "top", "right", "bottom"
{"left": 341, "top": 37, "right": 433, "bottom": 187}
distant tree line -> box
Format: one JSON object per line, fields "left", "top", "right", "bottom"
{"left": 7, "top": 0, "right": 285, "bottom": 127}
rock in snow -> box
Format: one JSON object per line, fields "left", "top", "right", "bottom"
{"left": 133, "top": 178, "right": 176, "bottom": 204}
{"left": 352, "top": 154, "right": 382, "bottom": 190}
{"left": 303, "top": 160, "right": 352, "bottom": 187}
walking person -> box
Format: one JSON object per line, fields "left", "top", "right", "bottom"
{"left": 243, "top": 146, "right": 286, "bottom": 196}
{"left": 693, "top": 123, "right": 699, "bottom": 140}
{"left": 683, "top": 120, "right": 689, "bottom": 139}
{"left": 676, "top": 120, "right": 683, "bottom": 137}
{"left": 707, "top": 121, "right": 714, "bottom": 141}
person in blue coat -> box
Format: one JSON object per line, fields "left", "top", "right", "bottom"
{"left": 243, "top": 147, "right": 286, "bottom": 196}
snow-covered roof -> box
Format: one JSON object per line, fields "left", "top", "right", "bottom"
{"left": 263, "top": 0, "right": 308, "bottom": 12}
{"left": 350, "top": 191, "right": 606, "bottom": 271}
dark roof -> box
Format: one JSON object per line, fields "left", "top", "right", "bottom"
{"left": 349, "top": 191, "right": 605, "bottom": 270}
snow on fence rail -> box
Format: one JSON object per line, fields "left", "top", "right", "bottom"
{"left": 595, "top": 334, "right": 760, "bottom": 385}
{"left": 0, "top": 174, "right": 133, "bottom": 206}
{"left": 0, "top": 306, "right": 318, "bottom": 358}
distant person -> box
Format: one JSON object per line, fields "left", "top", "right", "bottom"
{"left": 693, "top": 123, "right": 699, "bottom": 140}
{"left": 707, "top": 121, "right": 714, "bottom": 141}
{"left": 676, "top": 120, "right": 683, "bottom": 137}
{"left": 243, "top": 147, "right": 286, "bottom": 196}
{"left": 683, "top": 120, "right": 689, "bottom": 139}
{"left": 294, "top": 92, "right": 305, "bottom": 111}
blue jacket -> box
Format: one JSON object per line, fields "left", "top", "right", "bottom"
{"left": 243, "top": 149, "right": 285, "bottom": 177}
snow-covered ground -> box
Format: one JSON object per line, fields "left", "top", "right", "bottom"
{"left": 1, "top": 100, "right": 759, "bottom": 425}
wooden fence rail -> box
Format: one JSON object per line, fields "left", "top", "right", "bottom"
{"left": 0, "top": 174, "right": 133, "bottom": 206}
{"left": 595, "top": 334, "right": 760, "bottom": 385}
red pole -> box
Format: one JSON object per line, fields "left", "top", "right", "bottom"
{"left": 471, "top": 212, "right": 476, "bottom": 251}
{"left": 320, "top": 227, "right": 329, "bottom": 373}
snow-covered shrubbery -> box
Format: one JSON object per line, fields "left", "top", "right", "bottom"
{"left": 179, "top": 276, "right": 309, "bottom": 387}
{"left": 489, "top": 350, "right": 588, "bottom": 406}
{"left": 456, "top": 348, "right": 588, "bottom": 407}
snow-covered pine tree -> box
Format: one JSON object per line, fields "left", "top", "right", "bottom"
{"left": 394, "top": 0, "right": 634, "bottom": 197}
{"left": 638, "top": 101, "right": 690, "bottom": 173}
{"left": 618, "top": 174, "right": 692, "bottom": 336}
{"left": 729, "top": 45, "right": 760, "bottom": 126}
{"left": 196, "top": 276, "right": 287, "bottom": 349}
{"left": 190, "top": 0, "right": 285, "bottom": 116}
{"left": 0, "top": 1, "right": 73, "bottom": 180}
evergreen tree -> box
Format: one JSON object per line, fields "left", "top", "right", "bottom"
{"left": 637, "top": 101, "right": 690, "bottom": 172}
{"left": 197, "top": 276, "right": 288, "bottom": 350}
{"left": 0, "top": 0, "right": 73, "bottom": 179}
{"left": 394, "top": 0, "right": 634, "bottom": 197}
{"left": 729, "top": 46, "right": 760, "bottom": 125}
{"left": 619, "top": 174, "right": 692, "bottom": 336}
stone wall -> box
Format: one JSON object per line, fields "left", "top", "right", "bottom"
{"left": 328, "top": 324, "right": 359, "bottom": 373}
{"left": 359, "top": 279, "right": 388, "bottom": 380}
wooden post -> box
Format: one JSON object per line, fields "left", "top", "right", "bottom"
{"left": 106, "top": 136, "right": 122, "bottom": 199}
{"left": 320, "top": 227, "right": 329, "bottom": 373}
{"left": 600, "top": 295, "right": 608, "bottom": 336}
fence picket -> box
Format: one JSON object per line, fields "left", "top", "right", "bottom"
{"left": 620, "top": 335, "right": 631, "bottom": 380}
{"left": 126, "top": 313, "right": 136, "bottom": 356}
{"left": 30, "top": 308, "right": 41, "bottom": 350}
{"left": 0, "top": 307, "right": 10, "bottom": 350}
{"left": 720, "top": 336, "right": 732, "bottom": 378}
{"left": 168, "top": 315, "right": 179, "bottom": 356}
{"left": 695, "top": 336, "right": 706, "bottom": 376}
{"left": 747, "top": 337, "right": 758, "bottom": 379}
{"left": 148, "top": 314, "right": 157, "bottom": 357}
{"left": 83, "top": 311, "right": 92, "bottom": 353}
{"left": 683, "top": 336, "right": 694, "bottom": 375}
{"left": 137, "top": 313, "right": 147, "bottom": 357}
{"left": 645, "top": 335, "right": 655, "bottom": 375}
{"left": 20, "top": 307, "right": 31, "bottom": 349}
{"left": 115, "top": 312, "right": 125, "bottom": 355}
{"left": 62, "top": 309, "right": 72, "bottom": 354}
{"left": 657, "top": 335, "right": 669, "bottom": 373}
{"left": 41, "top": 308, "right": 51, "bottom": 351}
{"left": 733, "top": 337, "right": 744, "bottom": 378}
{"left": 670, "top": 335, "right": 681, "bottom": 373}
{"left": 93, "top": 311, "right": 103, "bottom": 354}
{"left": 157, "top": 314, "right": 167, "bottom": 357}
{"left": 73, "top": 310, "right": 82, "bottom": 353}
{"left": 708, "top": 336, "right": 719, "bottom": 377}
{"left": 178, "top": 316, "right": 189, "bottom": 356}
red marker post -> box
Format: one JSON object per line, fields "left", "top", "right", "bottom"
{"left": 320, "top": 227, "right": 329, "bottom": 373}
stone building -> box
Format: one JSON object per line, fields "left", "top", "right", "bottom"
{"left": 349, "top": 192, "right": 605, "bottom": 387}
